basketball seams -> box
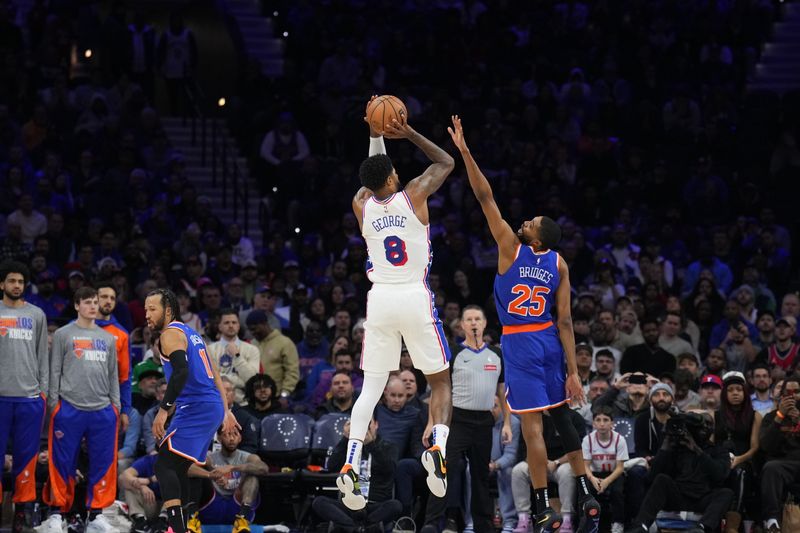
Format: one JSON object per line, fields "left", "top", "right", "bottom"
{"left": 367, "top": 95, "right": 407, "bottom": 134}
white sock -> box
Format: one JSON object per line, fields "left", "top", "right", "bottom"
{"left": 432, "top": 424, "right": 449, "bottom": 457}
{"left": 344, "top": 439, "right": 364, "bottom": 474}
{"left": 765, "top": 518, "right": 779, "bottom": 529}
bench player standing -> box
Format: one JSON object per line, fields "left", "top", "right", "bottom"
{"left": 448, "top": 116, "right": 600, "bottom": 533}
{"left": 337, "top": 100, "right": 455, "bottom": 510}
{"left": 146, "top": 289, "right": 238, "bottom": 533}
{"left": 0, "top": 261, "right": 48, "bottom": 533}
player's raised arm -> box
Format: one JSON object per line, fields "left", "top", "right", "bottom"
{"left": 352, "top": 96, "right": 381, "bottom": 224}
{"left": 384, "top": 117, "right": 455, "bottom": 204}
{"left": 448, "top": 116, "right": 518, "bottom": 256}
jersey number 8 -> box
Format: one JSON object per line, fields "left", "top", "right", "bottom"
{"left": 383, "top": 235, "right": 408, "bottom": 266}
{"left": 507, "top": 284, "right": 551, "bottom": 317}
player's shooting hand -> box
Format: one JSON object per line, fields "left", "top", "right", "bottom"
{"left": 447, "top": 115, "right": 468, "bottom": 152}
{"left": 364, "top": 95, "right": 379, "bottom": 134}
{"left": 152, "top": 408, "right": 169, "bottom": 443}
{"left": 382, "top": 115, "right": 412, "bottom": 139}
{"left": 222, "top": 410, "right": 241, "bottom": 434}
{"left": 565, "top": 373, "right": 585, "bottom": 405}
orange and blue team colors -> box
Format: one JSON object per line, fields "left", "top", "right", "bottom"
{"left": 0, "top": 302, "right": 49, "bottom": 505}
{"left": 494, "top": 245, "right": 566, "bottom": 413}
{"left": 159, "top": 321, "right": 224, "bottom": 464}
{"left": 97, "top": 317, "right": 132, "bottom": 414}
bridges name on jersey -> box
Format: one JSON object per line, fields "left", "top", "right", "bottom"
{"left": 494, "top": 247, "right": 560, "bottom": 326}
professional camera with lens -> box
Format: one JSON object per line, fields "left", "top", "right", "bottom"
{"left": 665, "top": 412, "right": 708, "bottom": 444}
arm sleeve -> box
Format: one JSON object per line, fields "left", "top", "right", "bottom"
{"left": 161, "top": 350, "right": 189, "bottom": 408}
{"left": 48, "top": 331, "right": 64, "bottom": 411}
{"left": 281, "top": 340, "right": 300, "bottom": 393}
{"left": 368, "top": 135, "right": 387, "bottom": 156}
{"left": 582, "top": 435, "right": 592, "bottom": 461}
{"left": 108, "top": 341, "right": 121, "bottom": 411}
{"left": 759, "top": 412, "right": 784, "bottom": 455}
{"left": 37, "top": 310, "right": 49, "bottom": 398}
{"left": 119, "top": 333, "right": 132, "bottom": 414}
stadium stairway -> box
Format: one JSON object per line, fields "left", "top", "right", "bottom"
{"left": 161, "top": 116, "right": 264, "bottom": 247}
{"left": 224, "top": 0, "right": 285, "bottom": 78}
{"left": 749, "top": 1, "right": 800, "bottom": 92}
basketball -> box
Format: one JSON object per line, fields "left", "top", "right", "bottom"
{"left": 366, "top": 95, "right": 408, "bottom": 133}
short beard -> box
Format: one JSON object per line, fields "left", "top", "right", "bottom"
{"left": 3, "top": 290, "right": 22, "bottom": 301}
{"left": 653, "top": 401, "right": 672, "bottom": 413}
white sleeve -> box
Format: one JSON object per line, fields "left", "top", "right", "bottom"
{"left": 617, "top": 433, "right": 629, "bottom": 461}
{"left": 581, "top": 434, "right": 592, "bottom": 460}
{"left": 368, "top": 136, "right": 386, "bottom": 156}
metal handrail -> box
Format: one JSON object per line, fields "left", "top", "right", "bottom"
{"left": 181, "top": 80, "right": 250, "bottom": 236}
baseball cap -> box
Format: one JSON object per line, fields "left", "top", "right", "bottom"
{"left": 255, "top": 285, "right": 272, "bottom": 295}
{"left": 245, "top": 310, "right": 269, "bottom": 326}
{"left": 777, "top": 316, "right": 798, "bottom": 329}
{"left": 283, "top": 260, "right": 299, "bottom": 269}
{"left": 722, "top": 371, "right": 746, "bottom": 386}
{"left": 138, "top": 369, "right": 164, "bottom": 381}
{"left": 700, "top": 374, "right": 723, "bottom": 388}
{"left": 577, "top": 291, "right": 597, "bottom": 301}
{"left": 68, "top": 270, "right": 85, "bottom": 279}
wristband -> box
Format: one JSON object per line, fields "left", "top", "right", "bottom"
{"left": 369, "top": 136, "right": 386, "bottom": 156}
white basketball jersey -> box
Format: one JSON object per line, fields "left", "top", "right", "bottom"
{"left": 361, "top": 191, "right": 430, "bottom": 284}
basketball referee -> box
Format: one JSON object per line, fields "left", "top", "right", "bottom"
{"left": 426, "top": 305, "right": 509, "bottom": 533}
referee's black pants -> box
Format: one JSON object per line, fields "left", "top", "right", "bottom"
{"left": 428, "top": 407, "right": 495, "bottom": 533}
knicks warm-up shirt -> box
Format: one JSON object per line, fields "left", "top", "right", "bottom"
{"left": 161, "top": 321, "right": 222, "bottom": 405}
{"left": 0, "top": 301, "right": 49, "bottom": 399}
{"left": 362, "top": 191, "right": 430, "bottom": 284}
{"left": 49, "top": 322, "right": 119, "bottom": 411}
{"left": 494, "top": 247, "right": 561, "bottom": 326}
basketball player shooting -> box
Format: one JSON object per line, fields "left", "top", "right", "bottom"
{"left": 146, "top": 289, "right": 239, "bottom": 533}
{"left": 448, "top": 116, "right": 600, "bottom": 533}
{"left": 336, "top": 97, "right": 455, "bottom": 511}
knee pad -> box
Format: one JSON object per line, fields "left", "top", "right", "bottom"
{"left": 548, "top": 404, "right": 581, "bottom": 453}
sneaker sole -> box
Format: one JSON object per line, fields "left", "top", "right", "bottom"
{"left": 336, "top": 473, "right": 366, "bottom": 510}
{"left": 576, "top": 501, "right": 600, "bottom": 533}
{"left": 421, "top": 451, "right": 447, "bottom": 498}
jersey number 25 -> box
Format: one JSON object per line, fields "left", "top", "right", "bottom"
{"left": 507, "top": 284, "right": 550, "bottom": 317}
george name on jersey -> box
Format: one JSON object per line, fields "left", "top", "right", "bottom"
{"left": 518, "top": 267, "right": 554, "bottom": 284}
{"left": 371, "top": 215, "right": 407, "bottom": 233}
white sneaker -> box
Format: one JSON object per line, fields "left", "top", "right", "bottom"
{"left": 86, "top": 514, "right": 117, "bottom": 533}
{"left": 611, "top": 522, "right": 625, "bottom": 533}
{"left": 43, "top": 514, "right": 65, "bottom": 533}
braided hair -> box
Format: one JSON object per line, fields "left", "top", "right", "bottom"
{"left": 147, "top": 288, "right": 181, "bottom": 326}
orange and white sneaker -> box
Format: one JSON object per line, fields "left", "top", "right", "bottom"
{"left": 421, "top": 446, "right": 447, "bottom": 497}
{"left": 336, "top": 464, "right": 366, "bottom": 510}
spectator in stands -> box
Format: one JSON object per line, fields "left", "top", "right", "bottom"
{"left": 710, "top": 300, "right": 758, "bottom": 351}
{"left": 759, "top": 375, "right": 800, "bottom": 531}
{"left": 512, "top": 408, "right": 586, "bottom": 533}
{"left": 757, "top": 315, "right": 799, "bottom": 381}
{"left": 626, "top": 409, "right": 732, "bottom": 533}
{"left": 677, "top": 353, "right": 700, "bottom": 380}
{"left": 246, "top": 309, "right": 299, "bottom": 403}
{"left": 620, "top": 317, "right": 676, "bottom": 376}
{"left": 715, "top": 371, "right": 762, "bottom": 532}
{"left": 594, "top": 350, "right": 619, "bottom": 384}
{"left": 593, "top": 372, "right": 653, "bottom": 420}
{"left": 575, "top": 343, "right": 594, "bottom": 390}
{"left": 119, "top": 454, "right": 167, "bottom": 533}
{"left": 242, "top": 374, "right": 284, "bottom": 420}
{"left": 221, "top": 377, "right": 259, "bottom": 454}
{"left": 754, "top": 310, "right": 776, "bottom": 352}
{"left": 673, "top": 369, "right": 702, "bottom": 412}
{"left": 141, "top": 379, "right": 167, "bottom": 456}
{"left": 590, "top": 320, "right": 622, "bottom": 370}
{"left": 717, "top": 317, "right": 757, "bottom": 374}
{"left": 598, "top": 309, "right": 637, "bottom": 354}
{"left": 699, "top": 374, "right": 724, "bottom": 411}
{"left": 28, "top": 271, "right": 68, "bottom": 319}
{"left": 314, "top": 371, "right": 355, "bottom": 419}
{"left": 750, "top": 363, "right": 774, "bottom": 415}
{"left": 8, "top": 194, "right": 47, "bottom": 244}
{"left": 582, "top": 406, "right": 627, "bottom": 533}
{"left": 156, "top": 11, "right": 197, "bottom": 114}
{"left": 314, "top": 418, "right": 402, "bottom": 530}
{"left": 193, "top": 426, "right": 270, "bottom": 533}
{"left": 658, "top": 312, "right": 695, "bottom": 358}
{"left": 208, "top": 309, "right": 259, "bottom": 405}
{"left": 485, "top": 398, "right": 520, "bottom": 533}
{"left": 375, "top": 376, "right": 420, "bottom": 462}
{"left": 296, "top": 320, "right": 329, "bottom": 380}
{"left": 780, "top": 293, "right": 799, "bottom": 321}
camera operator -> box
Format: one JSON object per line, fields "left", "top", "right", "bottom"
{"left": 759, "top": 375, "right": 800, "bottom": 533}
{"left": 625, "top": 410, "right": 733, "bottom": 533}
{"left": 593, "top": 372, "right": 655, "bottom": 420}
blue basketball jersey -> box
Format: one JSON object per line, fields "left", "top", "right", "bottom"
{"left": 494, "top": 246, "right": 560, "bottom": 326}
{"left": 162, "top": 322, "right": 221, "bottom": 404}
